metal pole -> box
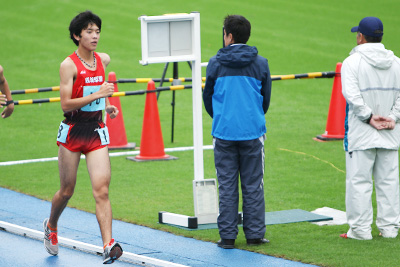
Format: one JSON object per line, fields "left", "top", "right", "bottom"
{"left": 171, "top": 62, "right": 179, "bottom": 143}
{"left": 191, "top": 12, "right": 204, "bottom": 181}
{"left": 157, "top": 62, "right": 169, "bottom": 100}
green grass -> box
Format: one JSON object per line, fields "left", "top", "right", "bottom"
{"left": 1, "top": 0, "right": 400, "bottom": 266}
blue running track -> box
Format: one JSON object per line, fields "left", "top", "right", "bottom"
{"left": 0, "top": 187, "right": 316, "bottom": 266}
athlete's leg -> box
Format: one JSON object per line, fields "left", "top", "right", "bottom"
{"left": 85, "top": 146, "right": 112, "bottom": 246}
{"left": 48, "top": 145, "right": 81, "bottom": 228}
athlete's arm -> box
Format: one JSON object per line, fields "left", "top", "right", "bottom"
{"left": 59, "top": 58, "right": 114, "bottom": 113}
{"left": 0, "top": 66, "right": 8, "bottom": 107}
{"left": 98, "top": 52, "right": 110, "bottom": 68}
{"left": 98, "top": 53, "right": 119, "bottom": 119}
{"left": 0, "top": 65, "right": 14, "bottom": 118}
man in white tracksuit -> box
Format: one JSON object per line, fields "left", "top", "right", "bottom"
{"left": 341, "top": 17, "right": 400, "bottom": 240}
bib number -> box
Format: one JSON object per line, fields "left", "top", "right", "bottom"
{"left": 81, "top": 85, "right": 105, "bottom": 112}
{"left": 95, "top": 126, "right": 110, "bottom": 146}
{"left": 57, "top": 122, "right": 70, "bottom": 143}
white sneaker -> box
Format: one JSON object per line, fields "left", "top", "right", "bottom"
{"left": 103, "top": 238, "right": 123, "bottom": 264}
{"left": 43, "top": 218, "right": 58, "bottom": 255}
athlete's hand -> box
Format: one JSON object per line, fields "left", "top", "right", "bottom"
{"left": 105, "top": 105, "right": 119, "bottom": 119}
{"left": 98, "top": 82, "right": 115, "bottom": 98}
{"left": 2, "top": 104, "right": 14, "bottom": 118}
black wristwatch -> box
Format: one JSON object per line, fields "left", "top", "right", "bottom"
{"left": 5, "top": 100, "right": 14, "bottom": 106}
{"left": 366, "top": 113, "right": 373, "bottom": 124}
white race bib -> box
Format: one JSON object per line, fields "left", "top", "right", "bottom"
{"left": 95, "top": 126, "right": 110, "bottom": 146}
{"left": 81, "top": 85, "right": 105, "bottom": 112}
{"left": 57, "top": 122, "right": 70, "bottom": 143}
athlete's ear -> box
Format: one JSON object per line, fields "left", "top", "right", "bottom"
{"left": 73, "top": 33, "right": 80, "bottom": 43}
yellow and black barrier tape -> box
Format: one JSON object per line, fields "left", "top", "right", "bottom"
{"left": 11, "top": 71, "right": 335, "bottom": 95}
{"left": 271, "top": 71, "right": 336, "bottom": 81}
{"left": 11, "top": 86, "right": 61, "bottom": 95}
{"left": 12, "top": 84, "right": 202, "bottom": 105}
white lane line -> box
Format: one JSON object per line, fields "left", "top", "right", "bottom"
{"left": 0, "top": 145, "right": 213, "bottom": 166}
{"left": 0, "top": 220, "right": 189, "bottom": 267}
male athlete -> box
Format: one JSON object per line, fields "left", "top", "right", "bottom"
{"left": 43, "top": 11, "right": 123, "bottom": 264}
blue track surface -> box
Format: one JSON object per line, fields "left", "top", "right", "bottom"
{"left": 0, "top": 230, "right": 137, "bottom": 267}
{"left": 0, "top": 187, "right": 316, "bottom": 266}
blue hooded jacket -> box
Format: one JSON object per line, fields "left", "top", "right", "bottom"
{"left": 203, "top": 44, "right": 272, "bottom": 141}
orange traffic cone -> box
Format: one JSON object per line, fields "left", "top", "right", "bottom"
{"left": 315, "top": 62, "right": 346, "bottom": 141}
{"left": 127, "top": 80, "right": 177, "bottom": 162}
{"left": 105, "top": 72, "right": 136, "bottom": 150}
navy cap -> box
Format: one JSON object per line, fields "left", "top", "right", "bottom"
{"left": 351, "top": 17, "right": 383, "bottom": 37}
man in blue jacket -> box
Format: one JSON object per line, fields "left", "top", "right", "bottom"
{"left": 203, "top": 14, "right": 272, "bottom": 249}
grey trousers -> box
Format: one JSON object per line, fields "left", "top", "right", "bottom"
{"left": 213, "top": 135, "right": 266, "bottom": 239}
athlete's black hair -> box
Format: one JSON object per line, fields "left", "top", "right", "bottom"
{"left": 69, "top": 10, "right": 102, "bottom": 46}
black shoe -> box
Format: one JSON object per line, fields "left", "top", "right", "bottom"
{"left": 247, "top": 238, "right": 270, "bottom": 246}
{"left": 217, "top": 239, "right": 235, "bottom": 249}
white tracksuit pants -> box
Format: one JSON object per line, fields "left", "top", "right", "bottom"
{"left": 346, "top": 149, "right": 400, "bottom": 240}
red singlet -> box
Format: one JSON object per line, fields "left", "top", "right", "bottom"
{"left": 56, "top": 52, "right": 109, "bottom": 154}
{"left": 64, "top": 52, "right": 105, "bottom": 122}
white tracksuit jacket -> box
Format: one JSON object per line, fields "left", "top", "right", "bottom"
{"left": 342, "top": 43, "right": 400, "bottom": 152}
